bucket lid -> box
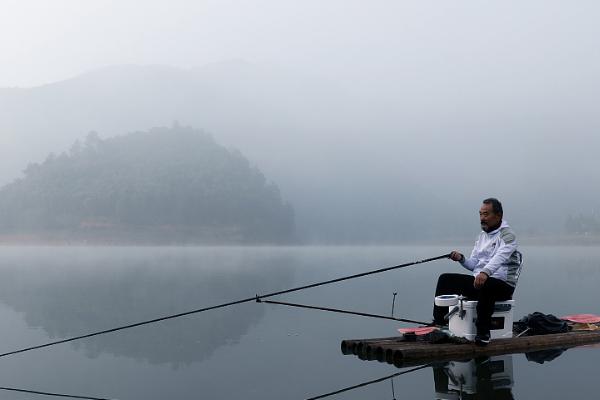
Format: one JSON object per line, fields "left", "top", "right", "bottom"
{"left": 435, "top": 294, "right": 459, "bottom": 307}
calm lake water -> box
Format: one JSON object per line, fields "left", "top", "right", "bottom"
{"left": 0, "top": 245, "right": 597, "bottom": 399}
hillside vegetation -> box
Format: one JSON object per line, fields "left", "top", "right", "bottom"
{"left": 0, "top": 126, "right": 294, "bottom": 244}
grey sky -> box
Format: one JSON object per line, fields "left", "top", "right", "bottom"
{"left": 2, "top": 0, "right": 599, "bottom": 89}
{"left": 2, "top": 0, "right": 600, "bottom": 240}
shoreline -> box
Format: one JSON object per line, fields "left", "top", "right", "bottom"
{"left": 1, "top": 234, "right": 599, "bottom": 247}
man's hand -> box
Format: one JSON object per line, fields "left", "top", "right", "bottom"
{"left": 474, "top": 272, "right": 489, "bottom": 289}
{"left": 449, "top": 251, "right": 464, "bottom": 262}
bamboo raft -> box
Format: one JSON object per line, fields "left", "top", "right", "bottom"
{"left": 341, "top": 330, "right": 600, "bottom": 368}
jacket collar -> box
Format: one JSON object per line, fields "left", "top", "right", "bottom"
{"left": 484, "top": 219, "right": 508, "bottom": 235}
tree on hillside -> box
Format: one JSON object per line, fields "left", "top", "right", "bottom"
{"left": 0, "top": 126, "right": 295, "bottom": 243}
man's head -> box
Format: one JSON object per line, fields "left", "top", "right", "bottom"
{"left": 480, "top": 198, "right": 503, "bottom": 233}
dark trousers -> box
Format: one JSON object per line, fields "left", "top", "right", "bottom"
{"left": 433, "top": 273, "right": 514, "bottom": 334}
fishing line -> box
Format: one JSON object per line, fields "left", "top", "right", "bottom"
{"left": 0, "top": 385, "right": 114, "bottom": 400}
{"left": 0, "top": 253, "right": 449, "bottom": 359}
{"left": 305, "top": 363, "right": 431, "bottom": 400}
{"left": 259, "top": 299, "right": 432, "bottom": 326}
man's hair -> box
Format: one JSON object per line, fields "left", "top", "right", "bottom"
{"left": 483, "top": 198, "right": 503, "bottom": 216}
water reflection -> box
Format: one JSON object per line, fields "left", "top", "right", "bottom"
{"left": 0, "top": 245, "right": 596, "bottom": 400}
{"left": 432, "top": 348, "right": 565, "bottom": 399}
{"left": 328, "top": 348, "right": 569, "bottom": 400}
{"left": 433, "top": 356, "right": 514, "bottom": 400}
{"left": 0, "top": 247, "right": 294, "bottom": 366}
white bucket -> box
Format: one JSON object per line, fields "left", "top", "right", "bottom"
{"left": 447, "top": 299, "right": 515, "bottom": 341}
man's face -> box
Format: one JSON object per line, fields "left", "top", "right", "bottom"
{"left": 479, "top": 203, "right": 502, "bottom": 232}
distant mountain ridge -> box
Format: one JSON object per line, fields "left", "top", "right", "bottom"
{"left": 0, "top": 61, "right": 466, "bottom": 243}
{"left": 0, "top": 61, "right": 348, "bottom": 190}
{"left": 0, "top": 126, "right": 295, "bottom": 244}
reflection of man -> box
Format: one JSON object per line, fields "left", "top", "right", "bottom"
{"left": 433, "top": 356, "right": 515, "bottom": 400}
{"left": 433, "top": 198, "right": 522, "bottom": 345}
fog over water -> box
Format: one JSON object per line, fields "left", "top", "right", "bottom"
{"left": 1, "top": 0, "right": 600, "bottom": 243}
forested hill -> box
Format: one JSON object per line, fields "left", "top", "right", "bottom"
{"left": 0, "top": 126, "right": 295, "bottom": 244}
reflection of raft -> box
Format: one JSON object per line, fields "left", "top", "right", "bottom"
{"left": 341, "top": 330, "right": 600, "bottom": 368}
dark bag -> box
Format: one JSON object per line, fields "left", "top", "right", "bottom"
{"left": 514, "top": 312, "right": 570, "bottom": 336}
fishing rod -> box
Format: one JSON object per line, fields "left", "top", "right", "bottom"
{"left": 0, "top": 385, "right": 114, "bottom": 400}
{"left": 305, "top": 363, "right": 432, "bottom": 400}
{"left": 259, "top": 299, "right": 432, "bottom": 326}
{"left": 0, "top": 253, "right": 450, "bottom": 359}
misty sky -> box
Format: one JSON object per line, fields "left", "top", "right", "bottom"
{"left": 3, "top": 0, "right": 599, "bottom": 89}
{"left": 2, "top": 0, "right": 600, "bottom": 239}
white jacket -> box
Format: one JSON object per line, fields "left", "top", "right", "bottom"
{"left": 460, "top": 220, "right": 523, "bottom": 287}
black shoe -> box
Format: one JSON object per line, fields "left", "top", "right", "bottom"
{"left": 475, "top": 333, "right": 491, "bottom": 346}
{"left": 431, "top": 319, "right": 448, "bottom": 329}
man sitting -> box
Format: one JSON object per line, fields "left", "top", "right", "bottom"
{"left": 433, "top": 198, "right": 523, "bottom": 345}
